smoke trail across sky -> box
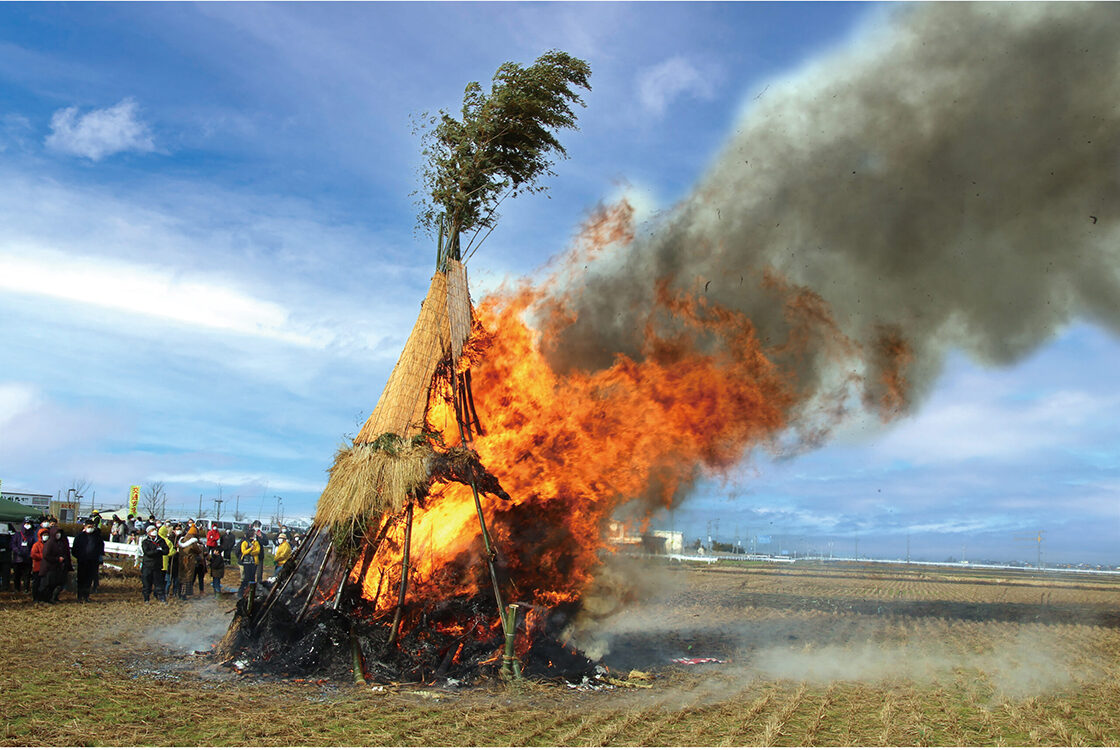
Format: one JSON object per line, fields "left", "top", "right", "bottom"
{"left": 535, "top": 3, "right": 1120, "bottom": 427}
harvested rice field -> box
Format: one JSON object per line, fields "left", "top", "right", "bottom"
{"left": 3, "top": 559, "right": 1120, "bottom": 746}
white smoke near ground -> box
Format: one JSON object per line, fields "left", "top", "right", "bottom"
{"left": 145, "top": 599, "right": 233, "bottom": 653}
{"left": 543, "top": 2, "right": 1120, "bottom": 424}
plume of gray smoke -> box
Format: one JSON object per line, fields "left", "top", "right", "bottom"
{"left": 541, "top": 3, "right": 1119, "bottom": 417}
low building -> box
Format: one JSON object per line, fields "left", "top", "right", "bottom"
{"left": 1, "top": 490, "right": 52, "bottom": 510}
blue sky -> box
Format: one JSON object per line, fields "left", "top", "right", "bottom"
{"left": 1, "top": 3, "right": 1117, "bottom": 565}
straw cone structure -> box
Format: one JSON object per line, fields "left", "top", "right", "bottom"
{"left": 314, "top": 259, "right": 473, "bottom": 535}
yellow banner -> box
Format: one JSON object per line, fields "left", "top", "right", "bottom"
{"left": 129, "top": 485, "right": 140, "bottom": 516}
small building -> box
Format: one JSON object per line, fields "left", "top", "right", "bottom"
{"left": 1, "top": 490, "right": 52, "bottom": 510}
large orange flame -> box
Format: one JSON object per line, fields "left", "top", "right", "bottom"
{"left": 352, "top": 202, "right": 910, "bottom": 630}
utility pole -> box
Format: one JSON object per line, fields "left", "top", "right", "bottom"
{"left": 906, "top": 533, "right": 911, "bottom": 564}
{"left": 1013, "top": 531, "right": 1045, "bottom": 570}
{"left": 706, "top": 520, "right": 712, "bottom": 550}
{"left": 214, "top": 497, "right": 224, "bottom": 521}
{"left": 198, "top": 492, "right": 203, "bottom": 517}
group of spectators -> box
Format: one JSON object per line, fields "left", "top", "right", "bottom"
{"left": 136, "top": 518, "right": 299, "bottom": 602}
{"left": 0, "top": 517, "right": 104, "bottom": 604}
{"left": 0, "top": 513, "right": 302, "bottom": 605}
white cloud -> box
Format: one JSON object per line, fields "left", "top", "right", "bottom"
{"left": 0, "top": 248, "right": 321, "bottom": 346}
{"left": 157, "top": 471, "right": 324, "bottom": 494}
{"left": 636, "top": 56, "right": 715, "bottom": 117}
{"left": 0, "top": 382, "right": 40, "bottom": 428}
{"left": 45, "top": 97, "right": 156, "bottom": 160}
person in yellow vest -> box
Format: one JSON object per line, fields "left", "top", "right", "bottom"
{"left": 237, "top": 531, "right": 261, "bottom": 598}
{"left": 273, "top": 533, "right": 292, "bottom": 577}
{"left": 158, "top": 523, "right": 175, "bottom": 602}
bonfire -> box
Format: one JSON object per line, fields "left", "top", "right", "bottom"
{"left": 219, "top": 51, "right": 600, "bottom": 684}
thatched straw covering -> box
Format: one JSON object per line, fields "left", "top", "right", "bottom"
{"left": 314, "top": 260, "right": 474, "bottom": 534}
{"left": 356, "top": 260, "right": 471, "bottom": 443}
{"left": 318, "top": 437, "right": 434, "bottom": 525}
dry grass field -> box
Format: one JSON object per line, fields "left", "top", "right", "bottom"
{"left": 3, "top": 559, "right": 1120, "bottom": 746}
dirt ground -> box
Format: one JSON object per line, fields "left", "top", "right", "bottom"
{"left": 3, "top": 559, "right": 1120, "bottom": 746}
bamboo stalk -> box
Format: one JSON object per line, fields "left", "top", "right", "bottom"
{"left": 459, "top": 379, "right": 474, "bottom": 442}
{"left": 387, "top": 502, "right": 415, "bottom": 646}
{"left": 501, "top": 603, "right": 519, "bottom": 680}
{"left": 296, "top": 544, "right": 333, "bottom": 622}
{"left": 468, "top": 469, "right": 505, "bottom": 619}
{"left": 255, "top": 525, "right": 323, "bottom": 625}
{"left": 351, "top": 624, "right": 367, "bottom": 684}
{"left": 464, "top": 369, "right": 485, "bottom": 436}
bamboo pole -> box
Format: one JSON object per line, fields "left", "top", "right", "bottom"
{"left": 296, "top": 544, "right": 333, "bottom": 622}
{"left": 255, "top": 525, "right": 323, "bottom": 626}
{"left": 387, "top": 502, "right": 415, "bottom": 646}
{"left": 501, "top": 603, "right": 520, "bottom": 680}
{"left": 351, "top": 624, "right": 367, "bottom": 684}
{"left": 464, "top": 369, "right": 484, "bottom": 436}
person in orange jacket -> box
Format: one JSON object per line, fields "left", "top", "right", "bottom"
{"left": 29, "top": 528, "right": 48, "bottom": 603}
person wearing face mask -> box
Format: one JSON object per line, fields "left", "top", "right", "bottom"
{"left": 30, "top": 528, "right": 48, "bottom": 602}
{"left": 158, "top": 523, "right": 176, "bottom": 601}
{"left": 237, "top": 530, "right": 261, "bottom": 598}
{"left": 40, "top": 524, "right": 68, "bottom": 604}
{"left": 140, "top": 525, "right": 169, "bottom": 602}
{"left": 72, "top": 522, "right": 103, "bottom": 603}
{"left": 11, "top": 519, "right": 36, "bottom": 595}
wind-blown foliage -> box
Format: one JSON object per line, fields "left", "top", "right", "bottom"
{"left": 416, "top": 50, "right": 591, "bottom": 265}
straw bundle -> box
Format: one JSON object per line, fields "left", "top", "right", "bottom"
{"left": 314, "top": 260, "right": 475, "bottom": 539}
{"left": 356, "top": 260, "right": 471, "bottom": 442}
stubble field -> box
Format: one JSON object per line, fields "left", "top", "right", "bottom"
{"left": 2, "top": 559, "right": 1120, "bottom": 746}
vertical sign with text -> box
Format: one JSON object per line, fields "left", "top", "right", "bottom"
{"left": 129, "top": 485, "right": 140, "bottom": 516}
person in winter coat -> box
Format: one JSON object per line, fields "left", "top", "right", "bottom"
{"left": 71, "top": 522, "right": 104, "bottom": 603}
{"left": 158, "top": 524, "right": 175, "bottom": 599}
{"left": 207, "top": 547, "right": 225, "bottom": 594}
{"left": 220, "top": 529, "right": 236, "bottom": 564}
{"left": 237, "top": 532, "right": 261, "bottom": 597}
{"left": 140, "top": 525, "right": 169, "bottom": 602}
{"left": 30, "top": 528, "right": 47, "bottom": 602}
{"left": 10, "top": 519, "right": 36, "bottom": 594}
{"left": 251, "top": 522, "right": 270, "bottom": 584}
{"left": 205, "top": 523, "right": 221, "bottom": 553}
{"left": 177, "top": 533, "right": 204, "bottom": 597}
{"left": 40, "top": 525, "right": 69, "bottom": 604}
{"left": 273, "top": 534, "right": 292, "bottom": 577}
{"left": 0, "top": 523, "right": 11, "bottom": 591}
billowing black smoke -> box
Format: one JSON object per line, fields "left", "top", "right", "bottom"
{"left": 539, "top": 3, "right": 1119, "bottom": 422}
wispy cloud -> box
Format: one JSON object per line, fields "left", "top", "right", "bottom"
{"left": 636, "top": 56, "right": 715, "bottom": 117}
{"left": 0, "top": 382, "right": 39, "bottom": 427}
{"left": 45, "top": 97, "right": 156, "bottom": 160}
{"left": 0, "top": 248, "right": 320, "bottom": 346}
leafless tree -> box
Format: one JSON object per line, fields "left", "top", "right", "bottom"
{"left": 141, "top": 481, "right": 167, "bottom": 518}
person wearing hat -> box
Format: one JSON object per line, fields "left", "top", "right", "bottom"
{"left": 158, "top": 522, "right": 176, "bottom": 600}
{"left": 140, "top": 525, "right": 169, "bottom": 602}
{"left": 273, "top": 533, "right": 292, "bottom": 577}
{"left": 237, "top": 529, "right": 261, "bottom": 598}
